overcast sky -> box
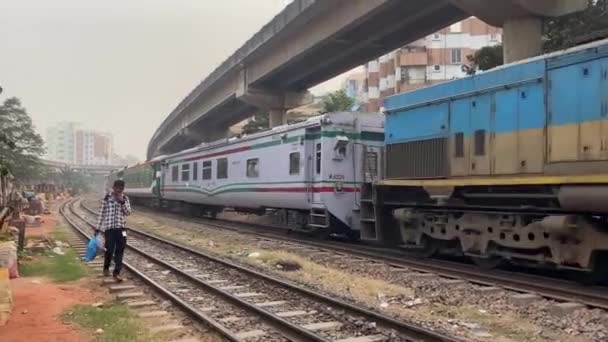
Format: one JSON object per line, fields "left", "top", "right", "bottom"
{"left": 0, "top": 0, "right": 347, "bottom": 160}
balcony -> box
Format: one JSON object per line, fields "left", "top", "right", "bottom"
{"left": 399, "top": 51, "right": 428, "bottom": 66}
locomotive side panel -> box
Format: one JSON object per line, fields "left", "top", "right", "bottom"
{"left": 372, "top": 39, "right": 608, "bottom": 275}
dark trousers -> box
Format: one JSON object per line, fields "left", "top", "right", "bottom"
{"left": 104, "top": 228, "right": 127, "bottom": 275}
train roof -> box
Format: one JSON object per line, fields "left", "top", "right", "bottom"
{"left": 163, "top": 112, "right": 378, "bottom": 161}
{"left": 383, "top": 37, "right": 608, "bottom": 112}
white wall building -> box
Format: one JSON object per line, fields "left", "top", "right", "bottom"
{"left": 45, "top": 122, "right": 113, "bottom": 165}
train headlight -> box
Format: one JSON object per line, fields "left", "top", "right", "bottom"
{"left": 335, "top": 182, "right": 343, "bottom": 193}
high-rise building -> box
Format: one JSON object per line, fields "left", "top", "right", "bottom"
{"left": 343, "top": 71, "right": 367, "bottom": 105}
{"left": 75, "top": 129, "right": 113, "bottom": 165}
{"left": 362, "top": 17, "right": 502, "bottom": 112}
{"left": 45, "top": 122, "right": 77, "bottom": 163}
{"left": 45, "top": 122, "right": 113, "bottom": 165}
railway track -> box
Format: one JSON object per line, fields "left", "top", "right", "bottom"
{"left": 80, "top": 199, "right": 608, "bottom": 312}
{"left": 66, "top": 198, "right": 457, "bottom": 342}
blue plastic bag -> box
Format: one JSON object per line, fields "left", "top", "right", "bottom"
{"left": 84, "top": 235, "right": 99, "bottom": 262}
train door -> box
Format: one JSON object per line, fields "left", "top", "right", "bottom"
{"left": 601, "top": 59, "right": 608, "bottom": 159}
{"left": 160, "top": 163, "right": 167, "bottom": 199}
{"left": 305, "top": 127, "right": 322, "bottom": 204}
{"left": 548, "top": 61, "right": 603, "bottom": 162}
{"left": 450, "top": 98, "right": 471, "bottom": 176}
{"left": 469, "top": 94, "right": 492, "bottom": 175}
{"left": 493, "top": 88, "right": 519, "bottom": 174}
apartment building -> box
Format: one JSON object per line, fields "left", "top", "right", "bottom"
{"left": 75, "top": 129, "right": 113, "bottom": 165}
{"left": 45, "top": 122, "right": 113, "bottom": 165}
{"left": 362, "top": 17, "right": 502, "bottom": 112}
{"left": 45, "top": 122, "right": 78, "bottom": 163}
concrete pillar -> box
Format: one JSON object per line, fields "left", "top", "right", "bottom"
{"left": 269, "top": 109, "right": 287, "bottom": 127}
{"left": 503, "top": 16, "right": 543, "bottom": 63}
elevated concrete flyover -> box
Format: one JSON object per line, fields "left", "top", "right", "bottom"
{"left": 148, "top": 0, "right": 470, "bottom": 158}
{"left": 148, "top": 0, "right": 587, "bottom": 159}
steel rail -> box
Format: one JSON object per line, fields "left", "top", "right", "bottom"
{"left": 66, "top": 200, "right": 336, "bottom": 342}
{"left": 81, "top": 200, "right": 608, "bottom": 311}
{"left": 59, "top": 200, "right": 242, "bottom": 341}
{"left": 75, "top": 199, "right": 459, "bottom": 342}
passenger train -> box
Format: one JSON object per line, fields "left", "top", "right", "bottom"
{"left": 107, "top": 112, "right": 384, "bottom": 236}
{"left": 109, "top": 38, "right": 608, "bottom": 279}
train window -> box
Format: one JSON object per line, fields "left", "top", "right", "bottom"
{"left": 474, "top": 129, "right": 486, "bottom": 156}
{"left": 289, "top": 152, "right": 300, "bottom": 175}
{"left": 192, "top": 162, "right": 198, "bottom": 181}
{"left": 316, "top": 143, "right": 321, "bottom": 174}
{"left": 246, "top": 158, "right": 259, "bottom": 178}
{"left": 202, "top": 161, "right": 212, "bottom": 180}
{"left": 171, "top": 165, "right": 178, "bottom": 182}
{"left": 181, "top": 164, "right": 190, "bottom": 181}
{"left": 365, "top": 152, "right": 378, "bottom": 177}
{"left": 217, "top": 158, "right": 228, "bottom": 179}
{"left": 454, "top": 132, "right": 464, "bottom": 157}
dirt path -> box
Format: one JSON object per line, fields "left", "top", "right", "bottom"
{"left": 0, "top": 201, "right": 97, "bottom": 342}
{"left": 0, "top": 277, "right": 96, "bottom": 342}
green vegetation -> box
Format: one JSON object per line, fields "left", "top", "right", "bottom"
{"left": 321, "top": 89, "right": 354, "bottom": 113}
{"left": 465, "top": 0, "right": 608, "bottom": 75}
{"left": 242, "top": 112, "right": 270, "bottom": 135}
{"left": 51, "top": 225, "right": 71, "bottom": 242}
{"left": 20, "top": 248, "right": 89, "bottom": 282}
{"left": 63, "top": 304, "right": 154, "bottom": 342}
{"left": 464, "top": 44, "right": 503, "bottom": 75}
{"left": 0, "top": 97, "right": 46, "bottom": 182}
{"left": 544, "top": 0, "right": 608, "bottom": 52}
{"left": 43, "top": 166, "right": 96, "bottom": 194}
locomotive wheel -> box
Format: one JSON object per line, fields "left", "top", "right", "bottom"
{"left": 583, "top": 252, "right": 608, "bottom": 285}
{"left": 471, "top": 255, "right": 504, "bottom": 270}
{"left": 416, "top": 236, "right": 438, "bottom": 259}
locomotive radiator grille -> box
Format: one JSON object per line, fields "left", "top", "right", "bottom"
{"left": 386, "top": 137, "right": 448, "bottom": 179}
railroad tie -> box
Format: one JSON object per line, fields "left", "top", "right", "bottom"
{"left": 150, "top": 323, "right": 184, "bottom": 334}
{"left": 102, "top": 278, "right": 131, "bottom": 285}
{"left": 219, "top": 285, "right": 247, "bottom": 291}
{"left": 116, "top": 291, "right": 145, "bottom": 300}
{"left": 275, "top": 310, "right": 311, "bottom": 318}
{"left": 138, "top": 310, "right": 170, "bottom": 319}
{"left": 219, "top": 316, "right": 242, "bottom": 323}
{"left": 254, "top": 300, "right": 287, "bottom": 308}
{"left": 108, "top": 284, "right": 137, "bottom": 293}
{"left": 126, "top": 300, "right": 156, "bottom": 309}
{"left": 510, "top": 293, "right": 542, "bottom": 307}
{"left": 235, "top": 329, "right": 267, "bottom": 339}
{"left": 475, "top": 286, "right": 502, "bottom": 295}
{"left": 548, "top": 302, "right": 585, "bottom": 316}
{"left": 168, "top": 337, "right": 204, "bottom": 342}
{"left": 302, "top": 321, "right": 342, "bottom": 331}
{"left": 234, "top": 292, "right": 263, "bottom": 298}
{"left": 334, "top": 334, "right": 387, "bottom": 342}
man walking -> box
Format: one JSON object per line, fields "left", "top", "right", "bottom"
{"left": 96, "top": 179, "right": 131, "bottom": 282}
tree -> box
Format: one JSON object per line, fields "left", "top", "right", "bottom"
{"left": 464, "top": 44, "right": 503, "bottom": 75}
{"left": 321, "top": 89, "right": 355, "bottom": 113}
{"left": 544, "top": 0, "right": 608, "bottom": 52}
{"left": 463, "top": 1, "right": 608, "bottom": 75}
{"left": 241, "top": 112, "right": 269, "bottom": 135}
{"left": 0, "top": 97, "right": 46, "bottom": 182}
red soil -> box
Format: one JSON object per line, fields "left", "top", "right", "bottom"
{"left": 0, "top": 277, "right": 96, "bottom": 342}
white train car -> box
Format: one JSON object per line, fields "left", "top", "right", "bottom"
{"left": 160, "top": 112, "right": 384, "bottom": 234}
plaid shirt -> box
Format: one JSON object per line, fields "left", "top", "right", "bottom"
{"left": 96, "top": 192, "right": 132, "bottom": 231}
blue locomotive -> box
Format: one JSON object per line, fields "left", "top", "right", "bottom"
{"left": 361, "top": 38, "right": 608, "bottom": 278}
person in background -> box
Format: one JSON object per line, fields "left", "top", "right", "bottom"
{"left": 96, "top": 179, "right": 131, "bottom": 282}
